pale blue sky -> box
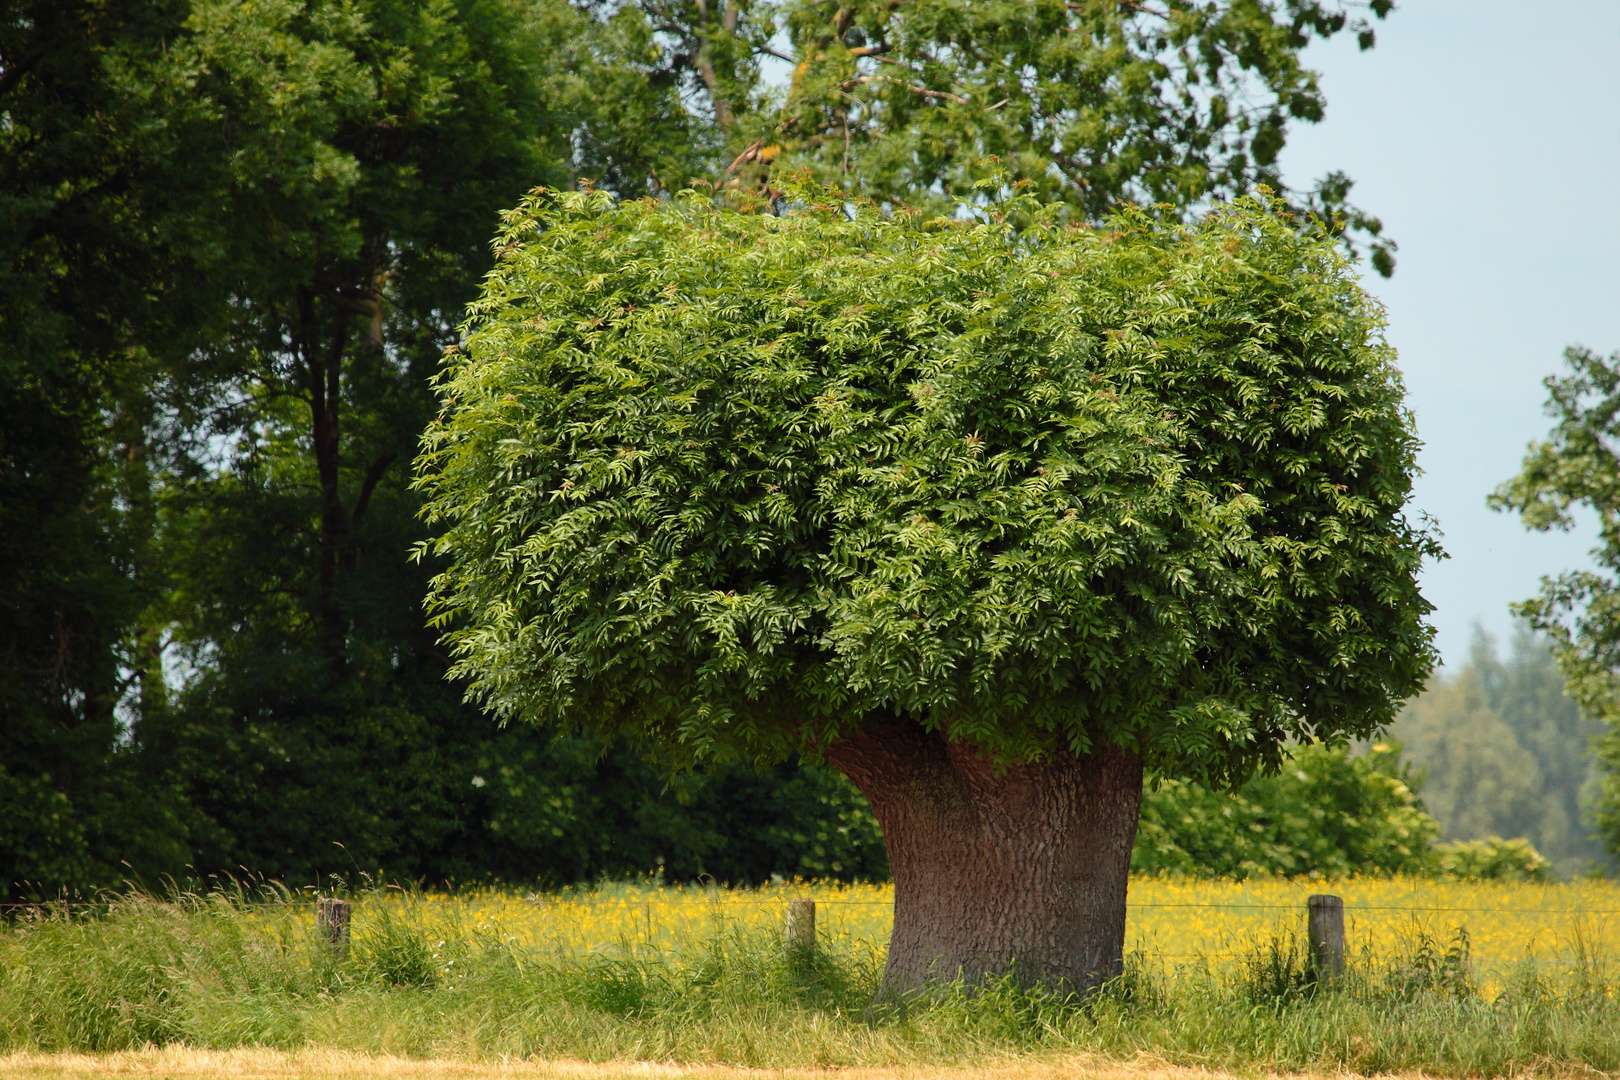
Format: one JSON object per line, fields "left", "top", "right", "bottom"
{"left": 1278, "top": 0, "right": 1620, "bottom": 666}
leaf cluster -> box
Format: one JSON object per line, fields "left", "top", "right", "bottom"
{"left": 417, "top": 186, "right": 1435, "bottom": 784}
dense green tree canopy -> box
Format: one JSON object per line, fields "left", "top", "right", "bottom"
{"left": 417, "top": 186, "right": 1436, "bottom": 785}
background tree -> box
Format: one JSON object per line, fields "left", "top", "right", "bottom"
{"left": 623, "top": 0, "right": 1399, "bottom": 272}
{"left": 1492, "top": 345, "right": 1620, "bottom": 860}
{"left": 416, "top": 187, "right": 1437, "bottom": 995}
{"left": 0, "top": 0, "right": 879, "bottom": 893}
{"left": 142, "top": 0, "right": 732, "bottom": 883}
{"left": 145, "top": 0, "right": 572, "bottom": 875}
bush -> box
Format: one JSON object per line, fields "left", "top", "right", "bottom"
{"left": 1431, "top": 838, "right": 1554, "bottom": 882}
{"left": 1133, "top": 742, "right": 1438, "bottom": 879}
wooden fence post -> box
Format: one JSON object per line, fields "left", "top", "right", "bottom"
{"left": 785, "top": 898, "right": 815, "bottom": 956}
{"left": 1307, "top": 894, "right": 1344, "bottom": 982}
{"left": 316, "top": 897, "right": 351, "bottom": 955}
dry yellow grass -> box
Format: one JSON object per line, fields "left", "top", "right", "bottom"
{"left": 0, "top": 1046, "right": 1397, "bottom": 1080}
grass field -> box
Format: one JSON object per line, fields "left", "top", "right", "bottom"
{"left": 2, "top": 877, "right": 1618, "bottom": 1077}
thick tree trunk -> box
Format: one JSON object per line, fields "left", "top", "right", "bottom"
{"left": 824, "top": 719, "right": 1142, "bottom": 998}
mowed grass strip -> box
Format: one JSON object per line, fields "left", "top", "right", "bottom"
{"left": 0, "top": 1047, "right": 1435, "bottom": 1080}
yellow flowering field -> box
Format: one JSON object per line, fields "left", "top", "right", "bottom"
{"left": 357, "top": 880, "right": 897, "bottom": 963}
{"left": 351, "top": 875, "right": 1620, "bottom": 993}
{"left": 1125, "top": 876, "right": 1620, "bottom": 989}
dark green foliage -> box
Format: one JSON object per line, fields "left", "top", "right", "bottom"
{"left": 0, "top": 376, "right": 126, "bottom": 892}
{"left": 1134, "top": 742, "right": 1437, "bottom": 879}
{"left": 441, "top": 739, "right": 886, "bottom": 886}
{"left": 0, "top": 0, "right": 224, "bottom": 898}
{"left": 1493, "top": 346, "right": 1620, "bottom": 860}
{"left": 418, "top": 187, "right": 1436, "bottom": 783}
{"left": 155, "top": 652, "right": 885, "bottom": 886}
{"left": 724, "top": 759, "right": 888, "bottom": 881}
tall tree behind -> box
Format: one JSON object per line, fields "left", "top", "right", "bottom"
{"left": 0, "top": 0, "right": 880, "bottom": 892}
{"left": 172, "top": 0, "right": 571, "bottom": 661}
{"left": 146, "top": 0, "right": 641, "bottom": 879}
{"left": 623, "top": 0, "right": 1398, "bottom": 273}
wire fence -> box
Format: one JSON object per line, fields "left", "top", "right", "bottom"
{"left": 5, "top": 897, "right": 1620, "bottom": 913}
{"left": 8, "top": 886, "right": 1620, "bottom": 970}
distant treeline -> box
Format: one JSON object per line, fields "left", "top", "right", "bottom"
{"left": 1394, "top": 625, "right": 1611, "bottom": 878}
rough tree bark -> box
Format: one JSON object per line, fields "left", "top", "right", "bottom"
{"left": 823, "top": 718, "right": 1143, "bottom": 998}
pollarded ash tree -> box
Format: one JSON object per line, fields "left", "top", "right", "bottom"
{"left": 415, "top": 185, "right": 1438, "bottom": 995}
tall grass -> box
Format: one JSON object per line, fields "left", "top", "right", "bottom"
{"left": 1, "top": 885, "right": 1617, "bottom": 1075}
